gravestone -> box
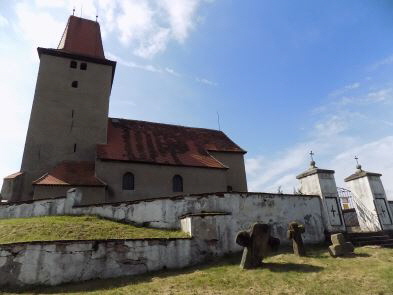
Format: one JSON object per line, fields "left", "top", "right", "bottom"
{"left": 328, "top": 233, "right": 354, "bottom": 257}
{"left": 235, "top": 223, "right": 280, "bottom": 269}
{"left": 287, "top": 221, "right": 306, "bottom": 256}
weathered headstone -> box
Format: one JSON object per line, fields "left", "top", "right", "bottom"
{"left": 287, "top": 221, "right": 306, "bottom": 256}
{"left": 235, "top": 223, "right": 280, "bottom": 269}
{"left": 328, "top": 233, "right": 354, "bottom": 257}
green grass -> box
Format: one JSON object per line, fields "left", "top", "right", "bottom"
{"left": 0, "top": 216, "right": 189, "bottom": 244}
{"left": 2, "top": 246, "right": 393, "bottom": 295}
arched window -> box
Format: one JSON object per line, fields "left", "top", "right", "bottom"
{"left": 172, "top": 175, "right": 183, "bottom": 192}
{"left": 122, "top": 172, "right": 134, "bottom": 190}
{"left": 80, "top": 63, "right": 87, "bottom": 70}
{"left": 70, "top": 60, "right": 77, "bottom": 68}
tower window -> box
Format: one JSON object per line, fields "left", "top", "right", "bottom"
{"left": 122, "top": 172, "right": 135, "bottom": 190}
{"left": 172, "top": 175, "right": 183, "bottom": 192}
{"left": 70, "top": 61, "right": 77, "bottom": 68}
{"left": 73, "top": 144, "right": 77, "bottom": 153}
{"left": 71, "top": 81, "right": 78, "bottom": 88}
{"left": 80, "top": 63, "right": 87, "bottom": 70}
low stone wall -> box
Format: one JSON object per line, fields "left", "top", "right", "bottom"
{"left": 72, "top": 192, "right": 325, "bottom": 244}
{"left": 0, "top": 191, "right": 326, "bottom": 245}
{"left": 0, "top": 189, "right": 80, "bottom": 219}
{"left": 0, "top": 238, "right": 196, "bottom": 287}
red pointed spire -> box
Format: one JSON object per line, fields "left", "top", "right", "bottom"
{"left": 58, "top": 15, "right": 105, "bottom": 59}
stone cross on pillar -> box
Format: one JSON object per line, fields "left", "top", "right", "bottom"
{"left": 287, "top": 221, "right": 306, "bottom": 256}
{"left": 296, "top": 155, "right": 345, "bottom": 233}
{"left": 345, "top": 163, "right": 393, "bottom": 232}
{"left": 235, "top": 223, "right": 280, "bottom": 269}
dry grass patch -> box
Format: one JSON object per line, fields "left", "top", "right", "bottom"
{"left": 0, "top": 216, "right": 188, "bottom": 244}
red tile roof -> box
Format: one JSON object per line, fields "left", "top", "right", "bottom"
{"left": 33, "top": 161, "right": 106, "bottom": 186}
{"left": 97, "top": 118, "right": 246, "bottom": 169}
{"left": 57, "top": 16, "right": 105, "bottom": 59}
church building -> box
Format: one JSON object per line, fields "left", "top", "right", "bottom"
{"left": 1, "top": 16, "right": 248, "bottom": 205}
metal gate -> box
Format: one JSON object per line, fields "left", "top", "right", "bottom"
{"left": 337, "top": 187, "right": 360, "bottom": 227}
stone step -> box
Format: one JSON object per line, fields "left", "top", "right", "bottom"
{"left": 350, "top": 235, "right": 390, "bottom": 242}
{"left": 347, "top": 231, "right": 385, "bottom": 238}
{"left": 347, "top": 231, "right": 393, "bottom": 247}
{"left": 353, "top": 239, "right": 393, "bottom": 247}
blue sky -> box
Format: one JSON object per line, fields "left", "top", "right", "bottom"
{"left": 1, "top": 0, "right": 393, "bottom": 198}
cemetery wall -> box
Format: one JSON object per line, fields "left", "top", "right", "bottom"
{"left": 0, "top": 191, "right": 326, "bottom": 245}
{"left": 0, "top": 238, "right": 197, "bottom": 287}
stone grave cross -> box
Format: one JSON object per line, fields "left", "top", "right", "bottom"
{"left": 235, "top": 223, "right": 280, "bottom": 269}
{"left": 287, "top": 221, "right": 306, "bottom": 256}
{"left": 328, "top": 233, "right": 354, "bottom": 257}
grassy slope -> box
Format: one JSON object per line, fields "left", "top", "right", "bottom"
{"left": 5, "top": 246, "right": 392, "bottom": 295}
{"left": 0, "top": 216, "right": 188, "bottom": 244}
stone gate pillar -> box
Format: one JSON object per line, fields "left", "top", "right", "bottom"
{"left": 344, "top": 165, "right": 393, "bottom": 232}
{"left": 297, "top": 161, "right": 345, "bottom": 233}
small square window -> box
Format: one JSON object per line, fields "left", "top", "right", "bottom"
{"left": 70, "top": 61, "right": 77, "bottom": 68}
{"left": 71, "top": 81, "right": 78, "bottom": 88}
{"left": 80, "top": 63, "right": 87, "bottom": 70}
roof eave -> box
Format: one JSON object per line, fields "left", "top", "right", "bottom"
{"left": 96, "top": 158, "right": 229, "bottom": 170}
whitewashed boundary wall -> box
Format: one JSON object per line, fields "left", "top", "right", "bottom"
{"left": 74, "top": 192, "right": 325, "bottom": 244}
{"left": 0, "top": 238, "right": 197, "bottom": 287}
{"left": 0, "top": 189, "right": 81, "bottom": 219}
{"left": 0, "top": 191, "right": 326, "bottom": 245}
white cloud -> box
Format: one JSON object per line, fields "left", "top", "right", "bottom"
{"left": 133, "top": 27, "right": 171, "bottom": 58}
{"left": 9, "top": 0, "right": 212, "bottom": 59}
{"left": 116, "top": 0, "right": 154, "bottom": 46}
{"left": 159, "top": 0, "right": 201, "bottom": 42}
{"left": 0, "top": 52, "right": 34, "bottom": 185}
{"left": 366, "top": 88, "right": 393, "bottom": 103}
{"left": 345, "top": 82, "right": 360, "bottom": 90}
{"left": 14, "top": 2, "right": 65, "bottom": 59}
{"left": 107, "top": 51, "right": 180, "bottom": 76}
{"left": 246, "top": 143, "right": 310, "bottom": 192}
{"left": 35, "top": 0, "right": 67, "bottom": 8}
{"left": 246, "top": 55, "right": 393, "bottom": 199}
{"left": 196, "top": 77, "right": 218, "bottom": 86}
{"left": 0, "top": 14, "right": 9, "bottom": 27}
{"left": 371, "top": 54, "right": 393, "bottom": 70}
{"left": 245, "top": 132, "right": 393, "bottom": 198}
{"left": 331, "top": 136, "right": 393, "bottom": 199}
{"left": 111, "top": 0, "right": 210, "bottom": 58}
{"left": 314, "top": 115, "right": 347, "bottom": 137}
{"left": 165, "top": 67, "right": 181, "bottom": 76}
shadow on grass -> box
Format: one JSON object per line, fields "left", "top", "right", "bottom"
{"left": 263, "top": 262, "right": 323, "bottom": 273}
{"left": 332, "top": 252, "right": 371, "bottom": 259}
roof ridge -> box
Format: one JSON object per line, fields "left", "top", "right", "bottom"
{"left": 109, "top": 117, "right": 224, "bottom": 133}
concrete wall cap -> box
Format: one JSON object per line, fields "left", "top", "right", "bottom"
{"left": 296, "top": 168, "right": 335, "bottom": 179}
{"left": 344, "top": 170, "right": 382, "bottom": 182}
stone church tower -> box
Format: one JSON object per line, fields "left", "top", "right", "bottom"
{"left": 2, "top": 16, "right": 116, "bottom": 201}
{"left": 1, "top": 15, "right": 247, "bottom": 204}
